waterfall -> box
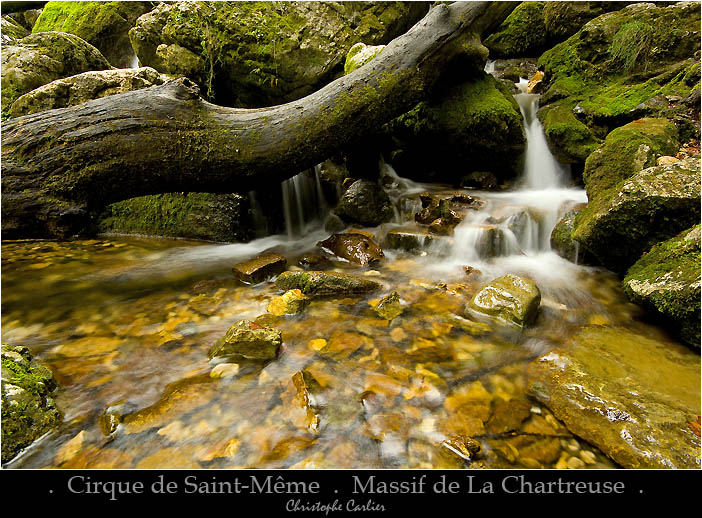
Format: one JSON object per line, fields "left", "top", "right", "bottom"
{"left": 281, "top": 167, "right": 328, "bottom": 239}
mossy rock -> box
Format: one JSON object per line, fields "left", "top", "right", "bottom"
{"left": 1, "top": 16, "right": 30, "bottom": 43}
{"left": 334, "top": 179, "right": 394, "bottom": 227}
{"left": 537, "top": 100, "right": 601, "bottom": 164}
{"left": 32, "top": 1, "right": 152, "bottom": 67}
{"left": 573, "top": 157, "right": 701, "bottom": 274}
{"left": 275, "top": 270, "right": 381, "bottom": 297}
{"left": 388, "top": 72, "right": 525, "bottom": 183}
{"left": 2, "top": 343, "right": 61, "bottom": 463}
{"left": 542, "top": 1, "right": 631, "bottom": 43}
{"left": 582, "top": 118, "right": 679, "bottom": 199}
{"left": 484, "top": 1, "right": 547, "bottom": 59}
{"left": 466, "top": 274, "right": 541, "bottom": 329}
{"left": 1, "top": 31, "right": 110, "bottom": 110}
{"left": 97, "top": 192, "right": 254, "bottom": 243}
{"left": 624, "top": 225, "right": 701, "bottom": 348}
{"left": 550, "top": 204, "right": 592, "bottom": 264}
{"left": 129, "top": 1, "right": 428, "bottom": 107}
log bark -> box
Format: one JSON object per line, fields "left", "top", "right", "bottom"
{"left": 1, "top": 1, "right": 515, "bottom": 239}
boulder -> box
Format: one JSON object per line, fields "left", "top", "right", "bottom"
{"left": 209, "top": 320, "right": 282, "bottom": 361}
{"left": 550, "top": 205, "right": 590, "bottom": 264}
{"left": 32, "top": 1, "right": 152, "bottom": 67}
{"left": 344, "top": 42, "right": 385, "bottom": 75}
{"left": 4, "top": 8, "right": 43, "bottom": 31}
{"left": 267, "top": 289, "right": 310, "bottom": 316}
{"left": 623, "top": 225, "right": 701, "bottom": 348}
{"left": 537, "top": 101, "right": 601, "bottom": 165}
{"left": 334, "top": 180, "right": 394, "bottom": 227}
{"left": 128, "top": 1, "right": 428, "bottom": 106}
{"left": 1, "top": 31, "right": 110, "bottom": 110}
{"left": 98, "top": 192, "right": 253, "bottom": 243}
{"left": 459, "top": 171, "right": 499, "bottom": 190}
{"left": 528, "top": 326, "right": 701, "bottom": 469}
{"left": 1, "top": 16, "right": 30, "bottom": 44}
{"left": 542, "top": 1, "right": 632, "bottom": 43}
{"left": 9, "top": 66, "right": 163, "bottom": 116}
{"left": 232, "top": 252, "right": 287, "bottom": 285}
{"left": 1, "top": 343, "right": 61, "bottom": 463}
{"left": 384, "top": 227, "right": 441, "bottom": 253}
{"left": 573, "top": 157, "right": 700, "bottom": 273}
{"left": 275, "top": 270, "right": 381, "bottom": 297}
{"left": 317, "top": 232, "right": 384, "bottom": 266}
{"left": 466, "top": 274, "right": 541, "bottom": 329}
{"left": 483, "top": 1, "right": 547, "bottom": 58}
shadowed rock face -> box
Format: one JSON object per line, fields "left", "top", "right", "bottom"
{"left": 528, "top": 326, "right": 701, "bottom": 469}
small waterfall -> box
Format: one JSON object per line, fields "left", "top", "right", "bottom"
{"left": 281, "top": 167, "right": 328, "bottom": 239}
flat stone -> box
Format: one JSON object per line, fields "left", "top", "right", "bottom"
{"left": 466, "top": 274, "right": 541, "bottom": 329}
{"left": 275, "top": 271, "right": 381, "bottom": 297}
{"left": 232, "top": 253, "right": 286, "bottom": 285}
{"left": 528, "top": 326, "right": 701, "bottom": 469}
{"left": 209, "top": 320, "right": 282, "bottom": 360}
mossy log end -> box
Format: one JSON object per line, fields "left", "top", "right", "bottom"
{"left": 1, "top": 1, "right": 514, "bottom": 239}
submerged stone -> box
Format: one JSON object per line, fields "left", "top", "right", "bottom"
{"left": 275, "top": 271, "right": 381, "bottom": 297}
{"left": 466, "top": 274, "right": 541, "bottom": 329}
{"left": 232, "top": 253, "right": 287, "bottom": 285}
{"left": 209, "top": 320, "right": 282, "bottom": 361}
{"left": 371, "top": 292, "right": 403, "bottom": 320}
{"left": 267, "top": 289, "right": 310, "bottom": 316}
{"left": 317, "top": 232, "right": 384, "bottom": 266}
{"left": 528, "top": 326, "right": 701, "bottom": 469}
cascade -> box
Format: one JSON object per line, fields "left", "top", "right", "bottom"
{"left": 281, "top": 167, "right": 329, "bottom": 239}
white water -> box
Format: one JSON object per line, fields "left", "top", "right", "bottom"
{"left": 281, "top": 167, "right": 328, "bottom": 239}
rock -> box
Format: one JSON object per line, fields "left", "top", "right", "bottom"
{"left": 441, "top": 435, "right": 481, "bottom": 461}
{"left": 542, "top": 2, "right": 631, "bottom": 42}
{"left": 550, "top": 205, "right": 590, "bottom": 263}
{"left": 528, "top": 326, "right": 701, "bottom": 469}
{"left": 98, "top": 401, "right": 134, "bottom": 436}
{"left": 298, "top": 253, "right": 331, "bottom": 270}
{"left": 389, "top": 73, "right": 525, "bottom": 183}
{"left": 98, "top": 192, "right": 253, "bottom": 243}
{"left": 623, "top": 225, "right": 701, "bottom": 348}
{"left": 32, "top": 1, "right": 152, "bottom": 67}
{"left": 4, "top": 8, "right": 43, "bottom": 32}
{"left": 344, "top": 42, "right": 385, "bottom": 75}
{"left": 209, "top": 363, "right": 240, "bottom": 379}
{"left": 317, "top": 232, "right": 384, "bottom": 266}
{"left": 537, "top": 101, "right": 601, "bottom": 164}
{"left": 267, "top": 289, "right": 310, "bottom": 316}
{"left": 232, "top": 252, "right": 287, "bottom": 285}
{"left": 290, "top": 371, "right": 321, "bottom": 434}
{"left": 1, "top": 31, "right": 110, "bottom": 110}
{"left": 9, "top": 66, "right": 163, "bottom": 117}
{"left": 334, "top": 180, "right": 394, "bottom": 227}
{"left": 1, "top": 16, "right": 29, "bottom": 44}
{"left": 209, "top": 320, "right": 282, "bottom": 361}
{"left": 459, "top": 171, "right": 499, "bottom": 190}
{"left": 129, "top": 1, "right": 428, "bottom": 106}
{"left": 484, "top": 1, "right": 547, "bottom": 58}
{"left": 371, "top": 292, "right": 403, "bottom": 320}
{"left": 487, "top": 58, "right": 538, "bottom": 83}
{"left": 323, "top": 212, "right": 347, "bottom": 233}
{"left": 275, "top": 270, "right": 381, "bottom": 297}
{"left": 384, "top": 227, "right": 441, "bottom": 253}
{"left": 1, "top": 343, "right": 61, "bottom": 463}
{"left": 573, "top": 157, "right": 700, "bottom": 273}
{"left": 466, "top": 274, "right": 541, "bottom": 329}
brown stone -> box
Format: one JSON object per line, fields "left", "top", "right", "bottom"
{"left": 232, "top": 253, "right": 286, "bottom": 284}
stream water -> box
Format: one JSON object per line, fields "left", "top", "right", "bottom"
{"left": 2, "top": 75, "right": 679, "bottom": 469}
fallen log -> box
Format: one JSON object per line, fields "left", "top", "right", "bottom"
{"left": 1, "top": 1, "right": 514, "bottom": 239}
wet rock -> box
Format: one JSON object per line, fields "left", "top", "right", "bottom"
{"left": 1, "top": 16, "right": 29, "bottom": 44}
{"left": 32, "top": 1, "right": 151, "bottom": 67}
{"left": 371, "top": 292, "right": 403, "bottom": 320}
{"left": 484, "top": 1, "right": 547, "bottom": 58}
{"left": 441, "top": 435, "right": 481, "bottom": 461}
{"left": 1, "top": 31, "right": 110, "bottom": 110}
{"left": 344, "top": 42, "right": 385, "bottom": 75}
{"left": 334, "top": 180, "right": 394, "bottom": 227}
{"left": 232, "top": 253, "right": 287, "bottom": 285}
{"left": 1, "top": 343, "right": 61, "bottom": 463}
{"left": 209, "top": 363, "right": 240, "bottom": 379}
{"left": 9, "top": 67, "right": 164, "bottom": 117}
{"left": 298, "top": 253, "right": 331, "bottom": 270}
{"left": 290, "top": 371, "right": 321, "bottom": 434}
{"left": 550, "top": 205, "right": 591, "bottom": 264}
{"left": 317, "top": 232, "right": 384, "bottom": 266}
{"left": 623, "top": 225, "right": 701, "bottom": 348}
{"left": 573, "top": 157, "right": 700, "bottom": 273}
{"left": 275, "top": 271, "right": 381, "bottom": 297}
{"left": 209, "top": 320, "right": 282, "bottom": 361}
{"left": 385, "top": 228, "right": 439, "bottom": 253}
{"left": 486, "top": 398, "right": 532, "bottom": 434}
{"left": 466, "top": 274, "right": 541, "bottom": 329}
{"left": 323, "top": 212, "right": 347, "bottom": 233}
{"left": 538, "top": 100, "right": 602, "bottom": 166}
{"left": 267, "top": 289, "right": 310, "bottom": 316}
{"left": 528, "top": 326, "right": 701, "bottom": 469}
{"left": 459, "top": 171, "right": 499, "bottom": 190}
{"left": 98, "top": 401, "right": 135, "bottom": 436}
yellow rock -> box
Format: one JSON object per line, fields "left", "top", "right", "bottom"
{"left": 56, "top": 430, "right": 87, "bottom": 465}
{"left": 390, "top": 327, "right": 407, "bottom": 342}
{"left": 210, "top": 363, "right": 240, "bottom": 379}
{"left": 308, "top": 338, "right": 327, "bottom": 351}
{"left": 267, "top": 289, "right": 309, "bottom": 316}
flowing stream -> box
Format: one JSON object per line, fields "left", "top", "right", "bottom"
{"left": 2, "top": 74, "right": 674, "bottom": 470}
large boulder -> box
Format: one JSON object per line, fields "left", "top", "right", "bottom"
{"left": 388, "top": 72, "right": 525, "bottom": 183}
{"left": 97, "top": 192, "right": 253, "bottom": 243}
{"left": 32, "top": 1, "right": 152, "bottom": 67}
{"left": 542, "top": 2, "right": 632, "bottom": 43}
{"left": 2, "top": 343, "right": 61, "bottom": 463}
{"left": 528, "top": 326, "right": 701, "bottom": 469}
{"left": 128, "top": 1, "right": 429, "bottom": 106}
{"left": 465, "top": 274, "right": 541, "bottom": 329}
{"left": 334, "top": 180, "right": 394, "bottom": 227}
{"left": 1, "top": 31, "right": 110, "bottom": 110}
{"left": 483, "top": 1, "right": 546, "bottom": 58}
{"left": 8, "top": 66, "right": 163, "bottom": 116}
{"left": 550, "top": 204, "right": 589, "bottom": 264}
{"left": 1, "top": 16, "right": 30, "bottom": 44}
{"left": 573, "top": 157, "right": 700, "bottom": 273}
{"left": 623, "top": 225, "right": 701, "bottom": 348}
{"left": 537, "top": 101, "right": 601, "bottom": 165}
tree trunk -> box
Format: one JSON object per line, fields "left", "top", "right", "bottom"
{"left": 1, "top": 1, "right": 515, "bottom": 239}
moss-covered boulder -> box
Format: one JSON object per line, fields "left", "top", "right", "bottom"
{"left": 267, "top": 289, "right": 310, "bottom": 316}
{"left": 542, "top": 1, "right": 631, "bottom": 43}
{"left": 275, "top": 270, "right": 381, "bottom": 297}
{"left": 344, "top": 41, "right": 384, "bottom": 75}
{"left": 1, "top": 31, "right": 110, "bottom": 110}
{"left": 1, "top": 16, "right": 30, "bottom": 44}
{"left": 9, "top": 66, "right": 163, "bottom": 116}
{"left": 537, "top": 100, "right": 601, "bottom": 165}
{"left": 334, "top": 180, "right": 394, "bottom": 227}
{"left": 2, "top": 343, "right": 61, "bottom": 463}
{"left": 583, "top": 118, "right": 679, "bottom": 199}
{"left": 550, "top": 204, "right": 592, "bottom": 264}
{"left": 483, "top": 1, "right": 546, "bottom": 58}
{"left": 129, "top": 1, "right": 429, "bottom": 106}
{"left": 528, "top": 326, "right": 701, "bottom": 469}
{"left": 209, "top": 320, "right": 282, "bottom": 361}
{"left": 32, "top": 1, "right": 152, "bottom": 67}
{"left": 97, "top": 192, "right": 253, "bottom": 243}
{"left": 466, "top": 274, "right": 541, "bottom": 329}
{"left": 624, "top": 225, "right": 701, "bottom": 348}
{"left": 4, "top": 7, "right": 43, "bottom": 32}
{"left": 388, "top": 72, "right": 525, "bottom": 183}
{"left": 573, "top": 157, "right": 701, "bottom": 273}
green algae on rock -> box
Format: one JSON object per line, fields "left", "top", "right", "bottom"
{"left": 267, "top": 289, "right": 310, "bottom": 317}
{"left": 550, "top": 204, "right": 590, "bottom": 264}
{"left": 484, "top": 1, "right": 546, "bottom": 58}
{"left": 32, "top": 1, "right": 152, "bottom": 67}
{"left": 209, "top": 320, "right": 282, "bottom": 361}
{"left": 1, "top": 343, "right": 61, "bottom": 463}
{"left": 528, "top": 326, "right": 701, "bottom": 469}
{"left": 275, "top": 270, "right": 381, "bottom": 297}
{"left": 372, "top": 291, "right": 403, "bottom": 320}
{"left": 537, "top": 100, "right": 601, "bottom": 165}
{"left": 1, "top": 16, "right": 30, "bottom": 43}
{"left": 624, "top": 225, "right": 701, "bottom": 348}
{"left": 466, "top": 274, "right": 541, "bottom": 329}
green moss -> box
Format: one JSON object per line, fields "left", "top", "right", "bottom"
{"left": 538, "top": 101, "right": 600, "bottom": 163}
{"left": 484, "top": 1, "right": 547, "bottom": 58}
